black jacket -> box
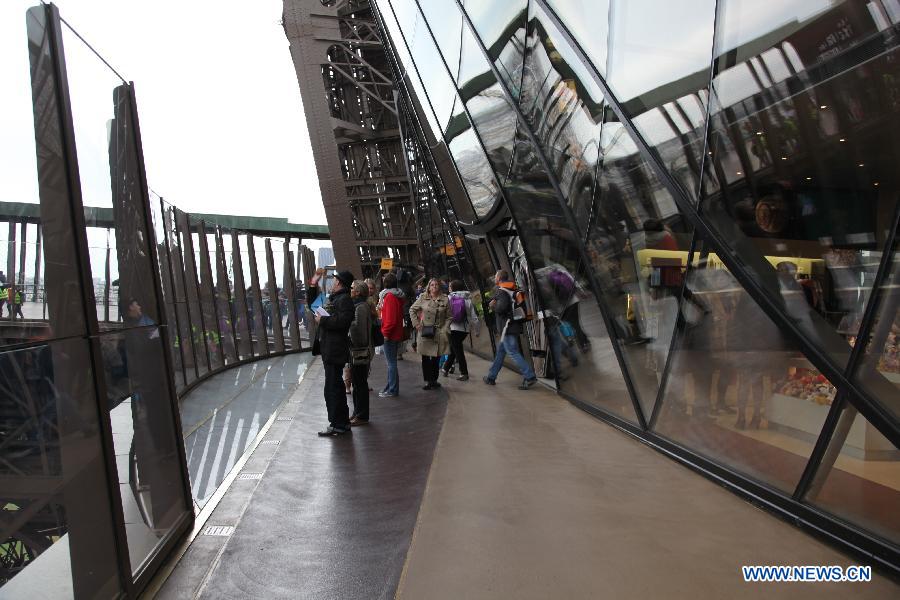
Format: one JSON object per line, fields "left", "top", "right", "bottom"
{"left": 318, "top": 289, "right": 355, "bottom": 364}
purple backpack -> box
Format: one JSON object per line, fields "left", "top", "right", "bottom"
{"left": 548, "top": 270, "right": 575, "bottom": 300}
{"left": 450, "top": 295, "right": 468, "bottom": 324}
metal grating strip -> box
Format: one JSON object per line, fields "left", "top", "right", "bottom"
{"left": 276, "top": 416, "right": 293, "bottom": 421}
{"left": 203, "top": 525, "right": 234, "bottom": 537}
{"left": 238, "top": 472, "right": 263, "bottom": 480}
{"left": 260, "top": 440, "right": 280, "bottom": 445}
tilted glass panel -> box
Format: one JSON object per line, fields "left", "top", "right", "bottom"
{"left": 701, "top": 0, "right": 900, "bottom": 374}
{"left": 98, "top": 329, "right": 188, "bottom": 574}
{"left": 164, "top": 204, "right": 197, "bottom": 386}
{"left": 545, "top": 0, "right": 609, "bottom": 79}
{"left": 149, "top": 193, "right": 185, "bottom": 389}
{"left": 212, "top": 230, "right": 237, "bottom": 363}
{"left": 606, "top": 0, "right": 716, "bottom": 201}
{"left": 804, "top": 404, "right": 900, "bottom": 545}
{"left": 461, "top": 0, "right": 528, "bottom": 99}
{"left": 385, "top": 0, "right": 443, "bottom": 143}
{"left": 655, "top": 237, "right": 836, "bottom": 494}
{"left": 194, "top": 229, "right": 223, "bottom": 370}
{"left": 853, "top": 249, "right": 900, "bottom": 422}
{"left": 417, "top": 0, "right": 464, "bottom": 82}
{"left": 520, "top": 1, "right": 605, "bottom": 239}
{"left": 458, "top": 20, "right": 519, "bottom": 186}
{"left": 0, "top": 339, "right": 122, "bottom": 597}
{"left": 447, "top": 124, "right": 502, "bottom": 217}
{"left": 584, "top": 117, "right": 691, "bottom": 418}
{"left": 62, "top": 22, "right": 164, "bottom": 332}
{"left": 248, "top": 236, "right": 271, "bottom": 355}
{"left": 409, "top": 5, "right": 457, "bottom": 134}
{"left": 502, "top": 128, "right": 638, "bottom": 423}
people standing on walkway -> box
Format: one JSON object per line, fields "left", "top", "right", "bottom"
{"left": 409, "top": 278, "right": 450, "bottom": 390}
{"left": 377, "top": 272, "right": 404, "bottom": 397}
{"left": 442, "top": 280, "right": 480, "bottom": 381}
{"left": 348, "top": 280, "right": 373, "bottom": 426}
{"left": 484, "top": 270, "right": 537, "bottom": 389}
{"left": 314, "top": 270, "right": 356, "bottom": 437}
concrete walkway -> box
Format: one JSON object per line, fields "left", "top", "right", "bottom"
{"left": 155, "top": 354, "right": 898, "bottom": 599}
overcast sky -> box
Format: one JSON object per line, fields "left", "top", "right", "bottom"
{"left": 2, "top": 0, "right": 327, "bottom": 228}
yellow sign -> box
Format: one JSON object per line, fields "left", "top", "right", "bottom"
{"left": 380, "top": 258, "right": 394, "bottom": 270}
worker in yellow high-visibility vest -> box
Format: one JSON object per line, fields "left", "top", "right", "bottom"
{"left": 0, "top": 285, "right": 7, "bottom": 317}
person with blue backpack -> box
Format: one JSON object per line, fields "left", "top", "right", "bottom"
{"left": 441, "top": 280, "right": 480, "bottom": 381}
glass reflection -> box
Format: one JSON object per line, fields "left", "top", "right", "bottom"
{"left": 656, "top": 248, "right": 834, "bottom": 493}
{"left": 545, "top": 0, "right": 609, "bottom": 78}
{"left": 521, "top": 1, "right": 605, "bottom": 236}
{"left": 458, "top": 21, "right": 519, "bottom": 185}
{"left": 854, "top": 250, "right": 900, "bottom": 421}
{"left": 502, "top": 127, "right": 638, "bottom": 422}
{"left": 701, "top": 0, "right": 900, "bottom": 377}
{"left": 461, "top": 0, "right": 527, "bottom": 98}
{"left": 416, "top": 0, "right": 463, "bottom": 81}
{"left": 448, "top": 125, "right": 502, "bottom": 216}
{"left": 804, "top": 404, "right": 900, "bottom": 545}
{"left": 100, "top": 327, "right": 186, "bottom": 574}
{"left": 0, "top": 338, "right": 122, "bottom": 597}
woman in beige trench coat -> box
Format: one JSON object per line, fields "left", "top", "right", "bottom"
{"left": 409, "top": 278, "right": 450, "bottom": 390}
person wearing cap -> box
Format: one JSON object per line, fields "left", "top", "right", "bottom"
{"left": 314, "top": 269, "right": 357, "bottom": 436}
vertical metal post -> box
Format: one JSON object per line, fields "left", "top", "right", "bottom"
{"left": 264, "top": 238, "right": 285, "bottom": 352}
{"left": 33, "top": 224, "right": 42, "bottom": 303}
{"left": 8, "top": 220, "right": 16, "bottom": 322}
{"left": 283, "top": 239, "right": 300, "bottom": 349}
{"left": 104, "top": 228, "right": 111, "bottom": 322}
{"left": 230, "top": 231, "right": 252, "bottom": 358}
{"left": 246, "top": 235, "right": 269, "bottom": 354}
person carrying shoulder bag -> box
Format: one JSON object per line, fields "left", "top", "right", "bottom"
{"left": 409, "top": 278, "right": 450, "bottom": 390}
{"left": 348, "top": 280, "right": 373, "bottom": 425}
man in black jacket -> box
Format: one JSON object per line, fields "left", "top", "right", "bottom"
{"left": 314, "top": 270, "right": 356, "bottom": 436}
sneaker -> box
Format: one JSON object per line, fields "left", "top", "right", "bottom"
{"left": 519, "top": 377, "right": 537, "bottom": 390}
{"left": 378, "top": 391, "right": 398, "bottom": 398}
{"left": 441, "top": 369, "right": 449, "bottom": 378}
{"left": 456, "top": 374, "right": 469, "bottom": 381}
{"left": 483, "top": 376, "right": 495, "bottom": 385}
{"left": 317, "top": 426, "right": 351, "bottom": 437}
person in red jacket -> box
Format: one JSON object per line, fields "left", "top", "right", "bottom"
{"left": 377, "top": 272, "right": 405, "bottom": 397}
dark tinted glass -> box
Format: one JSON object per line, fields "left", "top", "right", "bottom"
{"left": 0, "top": 337, "right": 122, "bottom": 597}
{"left": 655, "top": 235, "right": 835, "bottom": 493}
{"left": 701, "top": 0, "right": 900, "bottom": 375}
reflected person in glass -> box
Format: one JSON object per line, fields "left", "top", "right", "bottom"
{"left": 484, "top": 270, "right": 537, "bottom": 389}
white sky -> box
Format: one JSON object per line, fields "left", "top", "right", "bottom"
{"left": 1, "top": 0, "right": 327, "bottom": 228}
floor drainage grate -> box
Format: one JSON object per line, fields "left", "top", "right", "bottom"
{"left": 276, "top": 417, "right": 293, "bottom": 421}
{"left": 260, "top": 440, "right": 280, "bottom": 445}
{"left": 203, "top": 525, "right": 234, "bottom": 537}
{"left": 237, "top": 472, "right": 263, "bottom": 480}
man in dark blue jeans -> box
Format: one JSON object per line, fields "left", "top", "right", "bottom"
{"left": 484, "top": 270, "right": 537, "bottom": 389}
{"left": 314, "top": 270, "right": 356, "bottom": 436}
